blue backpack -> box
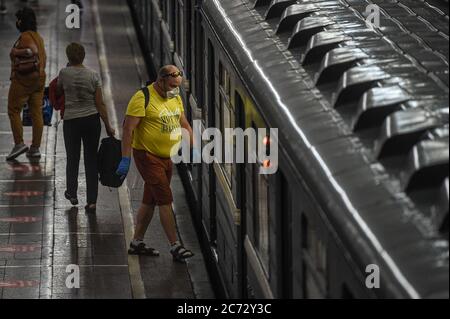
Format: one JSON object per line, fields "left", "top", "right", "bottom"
{"left": 22, "top": 88, "right": 53, "bottom": 126}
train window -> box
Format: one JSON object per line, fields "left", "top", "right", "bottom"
{"left": 146, "top": 0, "right": 152, "bottom": 51}
{"left": 224, "top": 100, "right": 233, "bottom": 183}
{"left": 164, "top": 0, "right": 175, "bottom": 39}
{"left": 175, "top": 0, "right": 185, "bottom": 64}
{"left": 280, "top": 172, "right": 293, "bottom": 298}
{"left": 216, "top": 96, "right": 222, "bottom": 139}
{"left": 219, "top": 62, "right": 231, "bottom": 97}
{"left": 151, "top": 0, "right": 162, "bottom": 67}
{"left": 301, "top": 214, "right": 327, "bottom": 298}
{"left": 252, "top": 148, "right": 270, "bottom": 277}
{"left": 206, "top": 39, "right": 215, "bottom": 128}
{"left": 258, "top": 173, "right": 270, "bottom": 276}
{"left": 143, "top": 0, "right": 147, "bottom": 40}
{"left": 159, "top": 0, "right": 167, "bottom": 20}
{"left": 138, "top": 0, "right": 144, "bottom": 35}
{"left": 218, "top": 62, "right": 234, "bottom": 186}
{"left": 138, "top": 0, "right": 144, "bottom": 26}
{"left": 193, "top": 20, "right": 205, "bottom": 111}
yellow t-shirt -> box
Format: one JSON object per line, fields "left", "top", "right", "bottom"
{"left": 126, "top": 84, "right": 184, "bottom": 158}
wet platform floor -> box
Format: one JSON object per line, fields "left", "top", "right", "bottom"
{"left": 0, "top": 0, "right": 214, "bottom": 299}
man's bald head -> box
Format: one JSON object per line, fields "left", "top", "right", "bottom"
{"left": 158, "top": 65, "right": 180, "bottom": 80}
{"left": 156, "top": 65, "right": 183, "bottom": 97}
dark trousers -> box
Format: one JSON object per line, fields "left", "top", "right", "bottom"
{"left": 63, "top": 113, "right": 101, "bottom": 205}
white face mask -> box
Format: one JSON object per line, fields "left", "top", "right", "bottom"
{"left": 166, "top": 86, "right": 180, "bottom": 99}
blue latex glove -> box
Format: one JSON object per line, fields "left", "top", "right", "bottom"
{"left": 192, "top": 148, "right": 202, "bottom": 164}
{"left": 116, "top": 157, "right": 131, "bottom": 179}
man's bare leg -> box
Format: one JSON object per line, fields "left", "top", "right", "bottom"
{"left": 159, "top": 204, "right": 177, "bottom": 244}
{"left": 159, "top": 204, "right": 194, "bottom": 261}
{"left": 133, "top": 203, "right": 155, "bottom": 240}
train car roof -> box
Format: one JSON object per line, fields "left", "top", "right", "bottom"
{"left": 202, "top": 0, "right": 449, "bottom": 298}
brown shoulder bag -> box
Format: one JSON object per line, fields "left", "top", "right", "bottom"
{"left": 12, "top": 37, "right": 40, "bottom": 76}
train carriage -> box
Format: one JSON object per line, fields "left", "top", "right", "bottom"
{"left": 128, "top": 0, "right": 449, "bottom": 299}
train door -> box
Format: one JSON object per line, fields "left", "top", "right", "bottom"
{"left": 201, "top": 38, "right": 217, "bottom": 248}
{"left": 150, "top": 0, "right": 162, "bottom": 69}
{"left": 243, "top": 120, "right": 274, "bottom": 298}
{"left": 190, "top": 2, "right": 204, "bottom": 224}
{"left": 279, "top": 172, "right": 292, "bottom": 298}
{"left": 235, "top": 92, "right": 247, "bottom": 298}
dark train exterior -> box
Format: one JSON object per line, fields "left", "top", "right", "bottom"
{"left": 128, "top": 0, "right": 449, "bottom": 299}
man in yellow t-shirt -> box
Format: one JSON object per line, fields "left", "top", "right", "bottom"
{"left": 117, "top": 65, "right": 195, "bottom": 262}
{"left": 126, "top": 76, "right": 183, "bottom": 158}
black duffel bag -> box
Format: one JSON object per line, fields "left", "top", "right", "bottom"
{"left": 98, "top": 136, "right": 125, "bottom": 188}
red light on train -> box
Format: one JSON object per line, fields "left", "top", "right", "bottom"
{"left": 0, "top": 280, "right": 40, "bottom": 288}
{"left": 263, "top": 160, "right": 271, "bottom": 168}
{"left": 8, "top": 165, "right": 42, "bottom": 172}
{"left": 4, "top": 191, "right": 44, "bottom": 197}
{"left": 263, "top": 136, "right": 270, "bottom": 146}
{"left": 0, "top": 244, "right": 40, "bottom": 252}
{"left": 0, "top": 217, "right": 41, "bottom": 223}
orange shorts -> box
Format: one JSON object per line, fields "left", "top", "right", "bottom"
{"left": 133, "top": 149, "right": 173, "bottom": 206}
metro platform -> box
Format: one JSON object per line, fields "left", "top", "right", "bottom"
{"left": 0, "top": 0, "right": 214, "bottom": 299}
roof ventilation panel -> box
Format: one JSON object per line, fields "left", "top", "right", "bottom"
{"left": 265, "top": 0, "right": 297, "bottom": 20}
{"left": 253, "top": 0, "right": 272, "bottom": 8}
{"left": 276, "top": 4, "right": 319, "bottom": 34}
{"left": 302, "top": 31, "right": 348, "bottom": 65}
{"left": 352, "top": 86, "right": 410, "bottom": 131}
{"left": 332, "top": 66, "right": 389, "bottom": 107}
{"left": 287, "top": 16, "right": 334, "bottom": 48}
{"left": 436, "top": 178, "right": 449, "bottom": 238}
{"left": 375, "top": 108, "right": 449, "bottom": 159}
{"left": 315, "top": 47, "right": 368, "bottom": 85}
{"left": 402, "top": 137, "right": 449, "bottom": 192}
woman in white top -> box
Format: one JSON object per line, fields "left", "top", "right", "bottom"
{"left": 57, "top": 42, "right": 115, "bottom": 213}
